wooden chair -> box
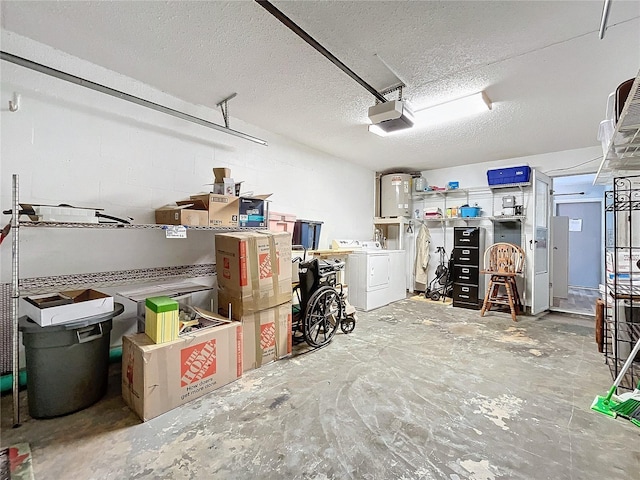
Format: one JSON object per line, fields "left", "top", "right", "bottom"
{"left": 480, "top": 242, "right": 525, "bottom": 322}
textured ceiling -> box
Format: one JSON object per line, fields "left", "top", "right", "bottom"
{"left": 1, "top": 1, "right": 639, "bottom": 172}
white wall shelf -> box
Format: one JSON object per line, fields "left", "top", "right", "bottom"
{"left": 421, "top": 217, "right": 486, "bottom": 223}
{"left": 421, "top": 215, "right": 524, "bottom": 223}
{"left": 413, "top": 188, "right": 469, "bottom": 200}
{"left": 595, "top": 70, "right": 640, "bottom": 185}
{"left": 488, "top": 182, "right": 531, "bottom": 190}
{"left": 488, "top": 215, "right": 526, "bottom": 222}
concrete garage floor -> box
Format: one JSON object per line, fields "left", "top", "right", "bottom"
{"left": 2, "top": 297, "right": 639, "bottom": 479}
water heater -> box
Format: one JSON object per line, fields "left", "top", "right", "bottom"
{"left": 380, "top": 173, "right": 412, "bottom": 218}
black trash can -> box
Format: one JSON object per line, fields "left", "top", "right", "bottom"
{"left": 19, "top": 303, "right": 124, "bottom": 418}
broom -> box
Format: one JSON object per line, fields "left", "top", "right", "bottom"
{"left": 611, "top": 380, "right": 640, "bottom": 428}
{"left": 591, "top": 336, "right": 640, "bottom": 421}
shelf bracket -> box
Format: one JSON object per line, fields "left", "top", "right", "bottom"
{"left": 216, "top": 93, "right": 237, "bottom": 129}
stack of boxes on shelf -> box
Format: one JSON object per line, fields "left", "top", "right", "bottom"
{"left": 216, "top": 231, "right": 293, "bottom": 372}
{"left": 154, "top": 167, "right": 270, "bottom": 228}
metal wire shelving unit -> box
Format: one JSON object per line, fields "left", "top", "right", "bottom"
{"left": 603, "top": 176, "right": 640, "bottom": 392}
{"left": 595, "top": 70, "right": 640, "bottom": 186}
{"left": 5, "top": 174, "right": 266, "bottom": 426}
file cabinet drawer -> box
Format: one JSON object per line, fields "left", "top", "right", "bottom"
{"left": 454, "top": 227, "right": 481, "bottom": 247}
{"left": 453, "top": 265, "right": 479, "bottom": 285}
{"left": 453, "top": 247, "right": 479, "bottom": 266}
{"left": 453, "top": 284, "right": 479, "bottom": 303}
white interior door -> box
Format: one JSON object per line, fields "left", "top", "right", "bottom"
{"left": 552, "top": 216, "right": 569, "bottom": 300}
{"left": 530, "top": 170, "right": 552, "bottom": 314}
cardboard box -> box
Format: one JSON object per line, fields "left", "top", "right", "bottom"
{"left": 190, "top": 193, "right": 239, "bottom": 227}
{"left": 226, "top": 302, "right": 292, "bottom": 372}
{"left": 122, "top": 321, "right": 243, "bottom": 422}
{"left": 213, "top": 178, "right": 236, "bottom": 196}
{"left": 268, "top": 211, "right": 296, "bottom": 233}
{"left": 21, "top": 289, "right": 114, "bottom": 327}
{"left": 145, "top": 296, "right": 179, "bottom": 344}
{"left": 213, "top": 167, "right": 231, "bottom": 183}
{"left": 216, "top": 231, "right": 292, "bottom": 318}
{"left": 239, "top": 197, "right": 266, "bottom": 227}
{"left": 155, "top": 199, "right": 209, "bottom": 226}
{"left": 606, "top": 249, "right": 640, "bottom": 273}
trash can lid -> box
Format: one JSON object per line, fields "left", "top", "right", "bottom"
{"left": 19, "top": 303, "right": 124, "bottom": 332}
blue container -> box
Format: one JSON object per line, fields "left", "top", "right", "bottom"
{"left": 293, "top": 219, "right": 323, "bottom": 250}
{"left": 487, "top": 166, "right": 531, "bottom": 186}
{"left": 460, "top": 206, "right": 481, "bottom": 218}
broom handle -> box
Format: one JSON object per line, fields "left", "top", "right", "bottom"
{"left": 609, "top": 337, "right": 640, "bottom": 396}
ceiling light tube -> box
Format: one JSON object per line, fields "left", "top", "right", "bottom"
{"left": 368, "top": 124, "right": 390, "bottom": 137}
{"left": 414, "top": 91, "right": 492, "bottom": 125}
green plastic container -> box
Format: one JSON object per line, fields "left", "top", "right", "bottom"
{"left": 145, "top": 296, "right": 178, "bottom": 312}
{"left": 19, "top": 303, "right": 123, "bottom": 418}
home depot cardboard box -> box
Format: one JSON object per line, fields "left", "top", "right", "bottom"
{"left": 155, "top": 199, "right": 209, "bottom": 226}
{"left": 219, "top": 301, "right": 292, "bottom": 371}
{"left": 121, "top": 321, "right": 242, "bottom": 422}
{"left": 216, "top": 231, "right": 292, "bottom": 318}
{"left": 190, "top": 193, "right": 239, "bottom": 227}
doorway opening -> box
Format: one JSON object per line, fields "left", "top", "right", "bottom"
{"left": 551, "top": 173, "right": 606, "bottom": 316}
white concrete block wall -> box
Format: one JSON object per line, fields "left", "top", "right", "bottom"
{"left": 0, "top": 33, "right": 374, "bottom": 349}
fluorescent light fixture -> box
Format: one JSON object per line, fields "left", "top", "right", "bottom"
{"left": 368, "top": 120, "right": 416, "bottom": 137}
{"left": 414, "top": 91, "right": 492, "bottom": 124}
{"left": 368, "top": 123, "right": 391, "bottom": 136}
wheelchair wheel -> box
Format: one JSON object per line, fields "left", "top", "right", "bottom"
{"left": 429, "top": 291, "right": 441, "bottom": 301}
{"left": 303, "top": 285, "right": 343, "bottom": 347}
{"left": 340, "top": 314, "right": 356, "bottom": 334}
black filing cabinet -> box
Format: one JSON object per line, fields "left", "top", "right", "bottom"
{"left": 452, "top": 227, "right": 485, "bottom": 310}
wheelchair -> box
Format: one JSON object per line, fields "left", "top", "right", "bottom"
{"left": 292, "top": 255, "right": 356, "bottom": 348}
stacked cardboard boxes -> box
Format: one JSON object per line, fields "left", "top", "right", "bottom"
{"left": 154, "top": 167, "right": 270, "bottom": 228}
{"left": 216, "top": 231, "right": 293, "bottom": 371}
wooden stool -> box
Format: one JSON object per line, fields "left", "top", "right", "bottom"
{"left": 480, "top": 243, "right": 525, "bottom": 322}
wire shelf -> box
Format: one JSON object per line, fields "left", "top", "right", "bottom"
{"left": 16, "top": 264, "right": 217, "bottom": 295}
{"left": 488, "top": 215, "right": 526, "bottom": 222}
{"left": 487, "top": 182, "right": 531, "bottom": 190}
{"left": 595, "top": 70, "right": 640, "bottom": 185}
{"left": 18, "top": 221, "right": 267, "bottom": 231}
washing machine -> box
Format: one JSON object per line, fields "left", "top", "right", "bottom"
{"left": 346, "top": 242, "right": 406, "bottom": 311}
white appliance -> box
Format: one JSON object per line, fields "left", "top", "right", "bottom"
{"left": 380, "top": 173, "right": 412, "bottom": 218}
{"left": 346, "top": 242, "right": 407, "bottom": 311}
{"left": 331, "top": 239, "right": 363, "bottom": 250}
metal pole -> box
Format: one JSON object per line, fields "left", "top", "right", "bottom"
{"left": 12, "top": 174, "right": 20, "bottom": 427}
{"left": 0, "top": 52, "right": 267, "bottom": 146}
{"left": 255, "top": 0, "right": 388, "bottom": 104}
{"left": 599, "top": 0, "right": 612, "bottom": 39}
